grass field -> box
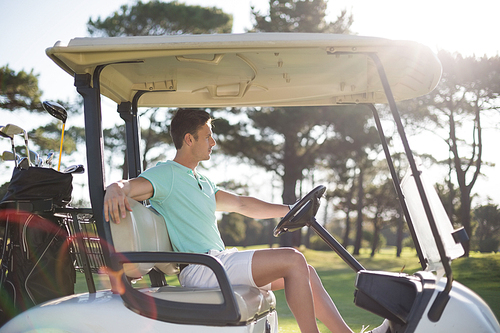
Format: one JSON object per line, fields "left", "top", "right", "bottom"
{"left": 75, "top": 247, "right": 500, "bottom": 333}
{"left": 271, "top": 247, "right": 500, "bottom": 332}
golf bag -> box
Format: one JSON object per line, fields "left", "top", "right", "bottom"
{"left": 0, "top": 167, "right": 75, "bottom": 325}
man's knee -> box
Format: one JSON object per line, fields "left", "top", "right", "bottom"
{"left": 279, "top": 248, "right": 308, "bottom": 271}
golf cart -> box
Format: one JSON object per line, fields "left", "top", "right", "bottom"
{"left": 1, "top": 33, "right": 499, "bottom": 332}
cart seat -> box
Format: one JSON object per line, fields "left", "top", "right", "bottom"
{"left": 152, "top": 285, "right": 275, "bottom": 322}
{"left": 109, "top": 198, "right": 276, "bottom": 323}
{"left": 109, "top": 198, "right": 179, "bottom": 278}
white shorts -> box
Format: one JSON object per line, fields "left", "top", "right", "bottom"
{"left": 178, "top": 248, "right": 271, "bottom": 290}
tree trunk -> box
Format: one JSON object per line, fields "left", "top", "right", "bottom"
{"left": 445, "top": 157, "right": 456, "bottom": 221}
{"left": 460, "top": 188, "right": 472, "bottom": 256}
{"left": 353, "top": 168, "right": 364, "bottom": 255}
{"left": 448, "top": 103, "right": 482, "bottom": 257}
{"left": 396, "top": 213, "right": 404, "bottom": 257}
{"left": 371, "top": 218, "right": 380, "bottom": 257}
{"left": 342, "top": 182, "right": 355, "bottom": 248}
{"left": 342, "top": 212, "right": 351, "bottom": 248}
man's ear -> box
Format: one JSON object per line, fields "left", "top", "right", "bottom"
{"left": 184, "top": 133, "right": 194, "bottom": 147}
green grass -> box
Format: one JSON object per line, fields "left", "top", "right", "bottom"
{"left": 272, "top": 247, "right": 424, "bottom": 333}
{"left": 273, "top": 247, "right": 500, "bottom": 333}
{"left": 451, "top": 252, "right": 500, "bottom": 318}
{"left": 74, "top": 247, "right": 500, "bottom": 333}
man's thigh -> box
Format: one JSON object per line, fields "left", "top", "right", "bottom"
{"left": 180, "top": 249, "right": 268, "bottom": 289}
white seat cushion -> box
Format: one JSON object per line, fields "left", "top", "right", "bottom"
{"left": 152, "top": 285, "right": 276, "bottom": 322}
{"left": 109, "top": 198, "right": 179, "bottom": 278}
{"left": 109, "top": 198, "right": 277, "bottom": 322}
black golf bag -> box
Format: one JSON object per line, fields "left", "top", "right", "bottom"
{"left": 0, "top": 167, "right": 75, "bottom": 325}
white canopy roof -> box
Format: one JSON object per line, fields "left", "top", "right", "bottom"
{"left": 46, "top": 33, "right": 441, "bottom": 107}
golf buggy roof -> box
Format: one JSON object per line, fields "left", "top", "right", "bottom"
{"left": 46, "top": 33, "right": 441, "bottom": 108}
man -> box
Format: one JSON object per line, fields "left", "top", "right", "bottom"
{"left": 104, "top": 109, "right": 388, "bottom": 333}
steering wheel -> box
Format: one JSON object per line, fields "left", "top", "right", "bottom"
{"left": 273, "top": 185, "right": 326, "bottom": 237}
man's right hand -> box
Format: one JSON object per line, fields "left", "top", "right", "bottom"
{"left": 103, "top": 182, "right": 132, "bottom": 224}
{"left": 103, "top": 177, "right": 154, "bottom": 223}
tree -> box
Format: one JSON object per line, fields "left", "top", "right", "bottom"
{"left": 30, "top": 122, "right": 80, "bottom": 162}
{"left": 86, "top": 1, "right": 232, "bottom": 176}
{"left": 389, "top": 152, "right": 411, "bottom": 257}
{"left": 365, "top": 179, "right": 399, "bottom": 257}
{"left": 218, "top": 213, "right": 247, "bottom": 246}
{"left": 0, "top": 65, "right": 42, "bottom": 111}
{"left": 399, "top": 51, "right": 500, "bottom": 256}
{"left": 0, "top": 65, "right": 42, "bottom": 165}
{"left": 243, "top": 219, "right": 265, "bottom": 247}
{"left": 319, "top": 104, "right": 381, "bottom": 254}
{"left": 216, "top": 104, "right": 379, "bottom": 248}
{"left": 472, "top": 203, "right": 500, "bottom": 252}
{"left": 331, "top": 182, "right": 355, "bottom": 248}
{"left": 0, "top": 64, "right": 86, "bottom": 195}
{"left": 251, "top": 0, "right": 353, "bottom": 34}
{"left": 139, "top": 108, "right": 175, "bottom": 170}
{"left": 216, "top": 0, "right": 354, "bottom": 247}
{"left": 0, "top": 67, "right": 79, "bottom": 186}
{"left": 87, "top": 1, "right": 232, "bottom": 37}
{"left": 86, "top": 2, "right": 233, "bottom": 173}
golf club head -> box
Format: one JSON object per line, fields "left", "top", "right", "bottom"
{"left": 0, "top": 126, "right": 18, "bottom": 166}
{"left": 42, "top": 101, "right": 68, "bottom": 123}
{"left": 2, "top": 151, "right": 19, "bottom": 162}
{"left": 3, "top": 124, "right": 30, "bottom": 164}
{"left": 18, "top": 157, "right": 29, "bottom": 170}
{"left": 46, "top": 152, "right": 55, "bottom": 167}
{"left": 3, "top": 124, "right": 24, "bottom": 136}
{"left": 0, "top": 126, "right": 13, "bottom": 139}
{"left": 43, "top": 101, "right": 67, "bottom": 171}
{"left": 63, "top": 164, "right": 85, "bottom": 174}
{"left": 29, "top": 150, "right": 41, "bottom": 167}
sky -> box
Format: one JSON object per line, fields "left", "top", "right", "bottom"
{"left": 0, "top": 0, "right": 499, "bottom": 204}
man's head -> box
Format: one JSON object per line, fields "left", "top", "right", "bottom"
{"left": 170, "top": 108, "right": 212, "bottom": 150}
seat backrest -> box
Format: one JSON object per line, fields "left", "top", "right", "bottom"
{"left": 109, "top": 198, "right": 179, "bottom": 278}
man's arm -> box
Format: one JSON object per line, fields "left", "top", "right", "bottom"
{"left": 215, "top": 189, "right": 289, "bottom": 219}
{"left": 104, "top": 177, "right": 154, "bottom": 223}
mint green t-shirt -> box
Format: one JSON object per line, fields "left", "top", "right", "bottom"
{"left": 139, "top": 160, "right": 224, "bottom": 253}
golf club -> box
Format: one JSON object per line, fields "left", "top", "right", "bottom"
{"left": 18, "top": 157, "right": 29, "bottom": 170}
{"left": 42, "top": 101, "right": 67, "bottom": 171}
{"left": 63, "top": 164, "right": 85, "bottom": 174}
{"left": 1, "top": 151, "right": 20, "bottom": 164}
{"left": 29, "top": 150, "right": 41, "bottom": 167}
{"left": 46, "top": 152, "right": 55, "bottom": 168}
{"left": 3, "top": 124, "right": 30, "bottom": 166}
{"left": 0, "top": 126, "right": 17, "bottom": 167}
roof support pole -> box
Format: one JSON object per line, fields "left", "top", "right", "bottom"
{"left": 119, "top": 92, "right": 167, "bottom": 287}
{"left": 369, "top": 53, "right": 452, "bottom": 322}
{"left": 75, "top": 70, "right": 114, "bottom": 269}
{"left": 118, "top": 101, "right": 142, "bottom": 178}
{"left": 369, "top": 104, "right": 426, "bottom": 270}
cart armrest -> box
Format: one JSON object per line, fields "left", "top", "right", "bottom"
{"left": 112, "top": 251, "right": 241, "bottom": 326}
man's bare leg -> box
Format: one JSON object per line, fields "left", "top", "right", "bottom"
{"left": 252, "top": 248, "right": 353, "bottom": 333}
{"left": 308, "top": 265, "right": 354, "bottom": 333}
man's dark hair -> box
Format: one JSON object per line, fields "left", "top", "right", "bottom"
{"left": 170, "top": 108, "right": 212, "bottom": 150}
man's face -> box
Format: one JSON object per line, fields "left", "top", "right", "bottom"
{"left": 192, "top": 122, "right": 216, "bottom": 161}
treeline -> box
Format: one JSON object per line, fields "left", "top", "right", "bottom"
{"left": 218, "top": 202, "right": 500, "bottom": 254}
